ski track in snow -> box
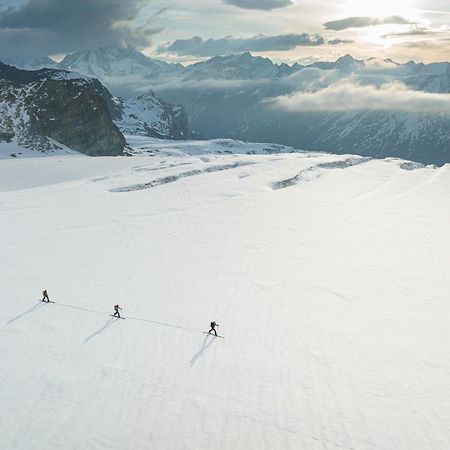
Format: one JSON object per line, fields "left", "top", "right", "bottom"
{"left": 1, "top": 147, "right": 450, "bottom": 450}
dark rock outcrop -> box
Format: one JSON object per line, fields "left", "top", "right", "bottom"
{"left": 0, "top": 62, "right": 126, "bottom": 156}
{"left": 29, "top": 79, "right": 125, "bottom": 156}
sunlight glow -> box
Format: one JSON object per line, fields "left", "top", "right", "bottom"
{"left": 341, "top": 0, "right": 417, "bottom": 17}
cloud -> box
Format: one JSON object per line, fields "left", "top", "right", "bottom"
{"left": 0, "top": 0, "right": 160, "bottom": 58}
{"left": 157, "top": 33, "right": 325, "bottom": 57}
{"left": 328, "top": 38, "right": 354, "bottom": 45}
{"left": 223, "top": 0, "right": 294, "bottom": 10}
{"left": 324, "top": 16, "right": 414, "bottom": 31}
{"left": 383, "top": 25, "right": 449, "bottom": 38}
{"left": 266, "top": 80, "right": 450, "bottom": 114}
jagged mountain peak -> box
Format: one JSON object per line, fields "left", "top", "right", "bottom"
{"left": 336, "top": 54, "right": 357, "bottom": 63}
{"left": 59, "top": 46, "right": 181, "bottom": 73}
{"left": 197, "top": 51, "right": 273, "bottom": 66}
{"left": 183, "top": 51, "right": 288, "bottom": 82}
{"left": 335, "top": 54, "right": 364, "bottom": 70}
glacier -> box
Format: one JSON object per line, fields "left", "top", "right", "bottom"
{"left": 1, "top": 138, "right": 449, "bottom": 449}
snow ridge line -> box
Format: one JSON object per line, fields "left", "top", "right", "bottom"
{"left": 272, "top": 156, "right": 371, "bottom": 190}
{"left": 110, "top": 161, "right": 257, "bottom": 192}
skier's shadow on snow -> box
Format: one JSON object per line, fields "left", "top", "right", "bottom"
{"left": 55, "top": 302, "right": 103, "bottom": 315}
{"left": 127, "top": 317, "right": 185, "bottom": 331}
{"left": 5, "top": 302, "right": 45, "bottom": 326}
{"left": 190, "top": 334, "right": 217, "bottom": 367}
{"left": 84, "top": 317, "right": 120, "bottom": 344}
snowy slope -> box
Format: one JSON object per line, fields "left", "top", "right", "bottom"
{"left": 123, "top": 135, "right": 297, "bottom": 156}
{"left": 0, "top": 140, "right": 79, "bottom": 160}
{"left": 1, "top": 145, "right": 450, "bottom": 449}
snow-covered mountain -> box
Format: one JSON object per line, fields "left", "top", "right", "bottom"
{"left": 114, "top": 91, "right": 190, "bottom": 140}
{"left": 54, "top": 47, "right": 301, "bottom": 96}
{"left": 307, "top": 110, "right": 450, "bottom": 164}
{"left": 1, "top": 142, "right": 449, "bottom": 449}
{"left": 57, "top": 46, "right": 184, "bottom": 96}
{"left": 57, "top": 47, "right": 298, "bottom": 82}
{"left": 0, "top": 62, "right": 126, "bottom": 156}
{"left": 308, "top": 53, "right": 364, "bottom": 72}
{"left": 9, "top": 47, "right": 450, "bottom": 164}
{"left": 227, "top": 108, "right": 450, "bottom": 166}
{"left": 401, "top": 61, "right": 450, "bottom": 93}
{"left": 183, "top": 51, "right": 298, "bottom": 81}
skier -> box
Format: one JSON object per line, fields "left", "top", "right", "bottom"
{"left": 113, "top": 304, "right": 122, "bottom": 318}
{"left": 42, "top": 289, "right": 50, "bottom": 303}
{"left": 208, "top": 321, "right": 219, "bottom": 336}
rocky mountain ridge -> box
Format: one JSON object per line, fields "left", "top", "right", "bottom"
{"left": 0, "top": 62, "right": 126, "bottom": 156}
{"left": 0, "top": 62, "right": 191, "bottom": 156}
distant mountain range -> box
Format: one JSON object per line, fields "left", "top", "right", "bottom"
{"left": 3, "top": 47, "right": 450, "bottom": 164}
{"left": 5, "top": 47, "right": 298, "bottom": 89}
{"left": 17, "top": 46, "right": 450, "bottom": 94}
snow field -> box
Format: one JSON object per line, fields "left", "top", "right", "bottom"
{"left": 1, "top": 149, "right": 450, "bottom": 449}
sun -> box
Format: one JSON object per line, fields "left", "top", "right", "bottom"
{"left": 341, "top": 0, "right": 417, "bottom": 17}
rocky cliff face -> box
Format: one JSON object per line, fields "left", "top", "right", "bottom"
{"left": 0, "top": 62, "right": 126, "bottom": 156}
{"left": 29, "top": 79, "right": 126, "bottom": 156}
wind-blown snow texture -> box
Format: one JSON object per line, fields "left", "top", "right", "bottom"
{"left": 1, "top": 142, "right": 450, "bottom": 449}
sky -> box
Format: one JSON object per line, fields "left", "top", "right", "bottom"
{"left": 0, "top": 0, "right": 449, "bottom": 64}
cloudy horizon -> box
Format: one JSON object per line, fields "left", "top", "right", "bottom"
{"left": 0, "top": 0, "right": 449, "bottom": 65}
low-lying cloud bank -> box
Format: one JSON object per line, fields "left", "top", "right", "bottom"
{"left": 266, "top": 81, "right": 450, "bottom": 114}
{"left": 157, "top": 33, "right": 325, "bottom": 56}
